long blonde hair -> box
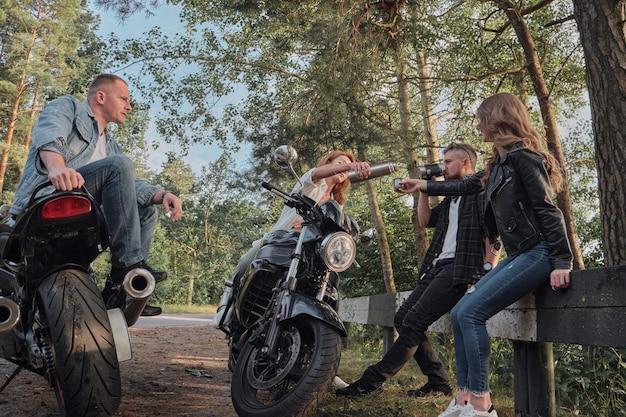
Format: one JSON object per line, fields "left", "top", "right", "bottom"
{"left": 317, "top": 150, "right": 355, "bottom": 205}
{"left": 477, "top": 92, "right": 563, "bottom": 192}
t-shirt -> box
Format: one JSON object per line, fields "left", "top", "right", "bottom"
{"left": 270, "top": 168, "right": 329, "bottom": 232}
{"left": 87, "top": 131, "right": 107, "bottom": 164}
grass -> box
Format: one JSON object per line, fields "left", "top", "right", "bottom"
{"left": 311, "top": 342, "right": 516, "bottom": 417}
{"left": 160, "top": 303, "right": 217, "bottom": 314}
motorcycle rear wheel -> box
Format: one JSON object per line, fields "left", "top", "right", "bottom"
{"left": 37, "top": 270, "right": 122, "bottom": 416}
{"left": 231, "top": 318, "right": 341, "bottom": 417}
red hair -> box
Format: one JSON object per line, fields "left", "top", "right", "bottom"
{"left": 317, "top": 150, "right": 356, "bottom": 205}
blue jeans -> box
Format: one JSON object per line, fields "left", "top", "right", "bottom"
{"left": 77, "top": 155, "right": 158, "bottom": 268}
{"left": 450, "top": 241, "right": 551, "bottom": 394}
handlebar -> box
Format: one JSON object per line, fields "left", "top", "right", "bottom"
{"left": 262, "top": 181, "right": 317, "bottom": 214}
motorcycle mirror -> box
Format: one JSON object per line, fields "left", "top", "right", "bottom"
{"left": 274, "top": 145, "right": 302, "bottom": 186}
{"left": 274, "top": 146, "right": 298, "bottom": 168}
{"left": 359, "top": 228, "right": 377, "bottom": 246}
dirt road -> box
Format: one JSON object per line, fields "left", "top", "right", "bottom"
{"left": 0, "top": 320, "right": 238, "bottom": 417}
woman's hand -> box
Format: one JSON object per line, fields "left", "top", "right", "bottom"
{"left": 291, "top": 218, "right": 304, "bottom": 230}
{"left": 396, "top": 178, "right": 427, "bottom": 194}
{"left": 550, "top": 268, "right": 571, "bottom": 290}
{"left": 349, "top": 162, "right": 371, "bottom": 180}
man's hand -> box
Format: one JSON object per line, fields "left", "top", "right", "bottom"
{"left": 396, "top": 178, "right": 427, "bottom": 194}
{"left": 162, "top": 192, "right": 183, "bottom": 221}
{"left": 41, "top": 150, "right": 84, "bottom": 191}
{"left": 48, "top": 166, "right": 85, "bottom": 191}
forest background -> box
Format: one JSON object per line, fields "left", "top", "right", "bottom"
{"left": 1, "top": 1, "right": 625, "bottom": 415}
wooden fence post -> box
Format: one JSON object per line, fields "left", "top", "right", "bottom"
{"left": 513, "top": 341, "right": 556, "bottom": 417}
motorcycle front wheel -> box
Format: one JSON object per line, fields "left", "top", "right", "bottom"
{"left": 37, "top": 269, "right": 122, "bottom": 416}
{"left": 231, "top": 318, "right": 342, "bottom": 417}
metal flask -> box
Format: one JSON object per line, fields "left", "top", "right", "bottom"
{"left": 348, "top": 162, "right": 398, "bottom": 183}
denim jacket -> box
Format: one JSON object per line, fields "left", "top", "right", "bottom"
{"left": 11, "top": 96, "right": 159, "bottom": 215}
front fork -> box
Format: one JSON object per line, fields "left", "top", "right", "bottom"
{"left": 259, "top": 224, "right": 308, "bottom": 357}
{"left": 261, "top": 290, "right": 292, "bottom": 358}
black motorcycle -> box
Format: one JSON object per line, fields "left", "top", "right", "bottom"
{"left": 0, "top": 182, "right": 156, "bottom": 416}
{"left": 214, "top": 146, "right": 392, "bottom": 417}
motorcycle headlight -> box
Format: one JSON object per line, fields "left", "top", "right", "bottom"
{"left": 320, "top": 232, "right": 356, "bottom": 272}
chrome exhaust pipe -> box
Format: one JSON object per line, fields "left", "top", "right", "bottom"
{"left": 0, "top": 297, "right": 20, "bottom": 335}
{"left": 121, "top": 268, "right": 156, "bottom": 327}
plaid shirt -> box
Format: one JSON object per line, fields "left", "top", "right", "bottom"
{"left": 418, "top": 192, "right": 488, "bottom": 287}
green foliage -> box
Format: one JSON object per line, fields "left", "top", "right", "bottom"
{"left": 489, "top": 339, "right": 515, "bottom": 389}
{"left": 554, "top": 345, "right": 626, "bottom": 417}
{"left": 0, "top": 0, "right": 103, "bottom": 195}
{"left": 340, "top": 183, "right": 420, "bottom": 298}
{"left": 147, "top": 153, "right": 273, "bottom": 305}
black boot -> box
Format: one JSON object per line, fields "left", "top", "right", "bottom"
{"left": 407, "top": 382, "right": 452, "bottom": 397}
{"left": 140, "top": 305, "right": 163, "bottom": 316}
{"left": 335, "top": 378, "right": 382, "bottom": 397}
{"left": 101, "top": 280, "right": 125, "bottom": 309}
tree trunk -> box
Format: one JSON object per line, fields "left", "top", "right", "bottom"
{"left": 23, "top": 82, "right": 42, "bottom": 152}
{"left": 572, "top": 0, "right": 626, "bottom": 267}
{"left": 497, "top": 0, "right": 585, "bottom": 270}
{"left": 397, "top": 55, "right": 429, "bottom": 265}
{"left": 416, "top": 51, "right": 440, "bottom": 164}
{"left": 187, "top": 257, "right": 197, "bottom": 307}
{"left": 365, "top": 180, "right": 396, "bottom": 294}
{"left": 0, "top": 76, "right": 29, "bottom": 195}
{"left": 416, "top": 50, "right": 445, "bottom": 211}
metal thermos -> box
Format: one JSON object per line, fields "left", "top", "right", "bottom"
{"left": 418, "top": 163, "right": 445, "bottom": 179}
{"left": 348, "top": 162, "right": 398, "bottom": 183}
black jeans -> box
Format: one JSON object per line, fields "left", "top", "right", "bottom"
{"left": 360, "top": 261, "right": 467, "bottom": 386}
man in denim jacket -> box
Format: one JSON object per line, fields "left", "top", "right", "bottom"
{"left": 10, "top": 73, "right": 183, "bottom": 316}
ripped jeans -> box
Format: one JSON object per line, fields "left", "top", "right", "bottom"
{"left": 450, "top": 241, "right": 551, "bottom": 394}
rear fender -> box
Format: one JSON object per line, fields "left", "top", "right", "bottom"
{"left": 277, "top": 291, "right": 346, "bottom": 336}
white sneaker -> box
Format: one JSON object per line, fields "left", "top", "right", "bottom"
{"left": 459, "top": 403, "right": 498, "bottom": 417}
{"left": 438, "top": 398, "right": 466, "bottom": 417}
{"left": 333, "top": 376, "right": 350, "bottom": 389}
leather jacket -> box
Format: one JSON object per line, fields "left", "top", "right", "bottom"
{"left": 426, "top": 145, "right": 573, "bottom": 270}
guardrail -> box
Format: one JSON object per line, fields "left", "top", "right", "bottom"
{"left": 337, "top": 264, "right": 626, "bottom": 417}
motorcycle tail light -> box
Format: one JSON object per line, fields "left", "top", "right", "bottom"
{"left": 40, "top": 196, "right": 92, "bottom": 220}
{"left": 320, "top": 232, "right": 356, "bottom": 272}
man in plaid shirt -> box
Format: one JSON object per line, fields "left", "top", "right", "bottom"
{"left": 337, "top": 143, "right": 500, "bottom": 398}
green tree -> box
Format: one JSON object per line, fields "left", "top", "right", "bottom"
{"left": 0, "top": 0, "right": 101, "bottom": 197}
{"left": 95, "top": 0, "right": 590, "bottom": 294}
{"left": 155, "top": 154, "right": 269, "bottom": 305}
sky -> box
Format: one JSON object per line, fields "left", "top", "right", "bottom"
{"left": 95, "top": 2, "right": 252, "bottom": 175}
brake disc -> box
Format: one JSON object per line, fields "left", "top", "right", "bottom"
{"left": 246, "top": 325, "right": 301, "bottom": 390}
